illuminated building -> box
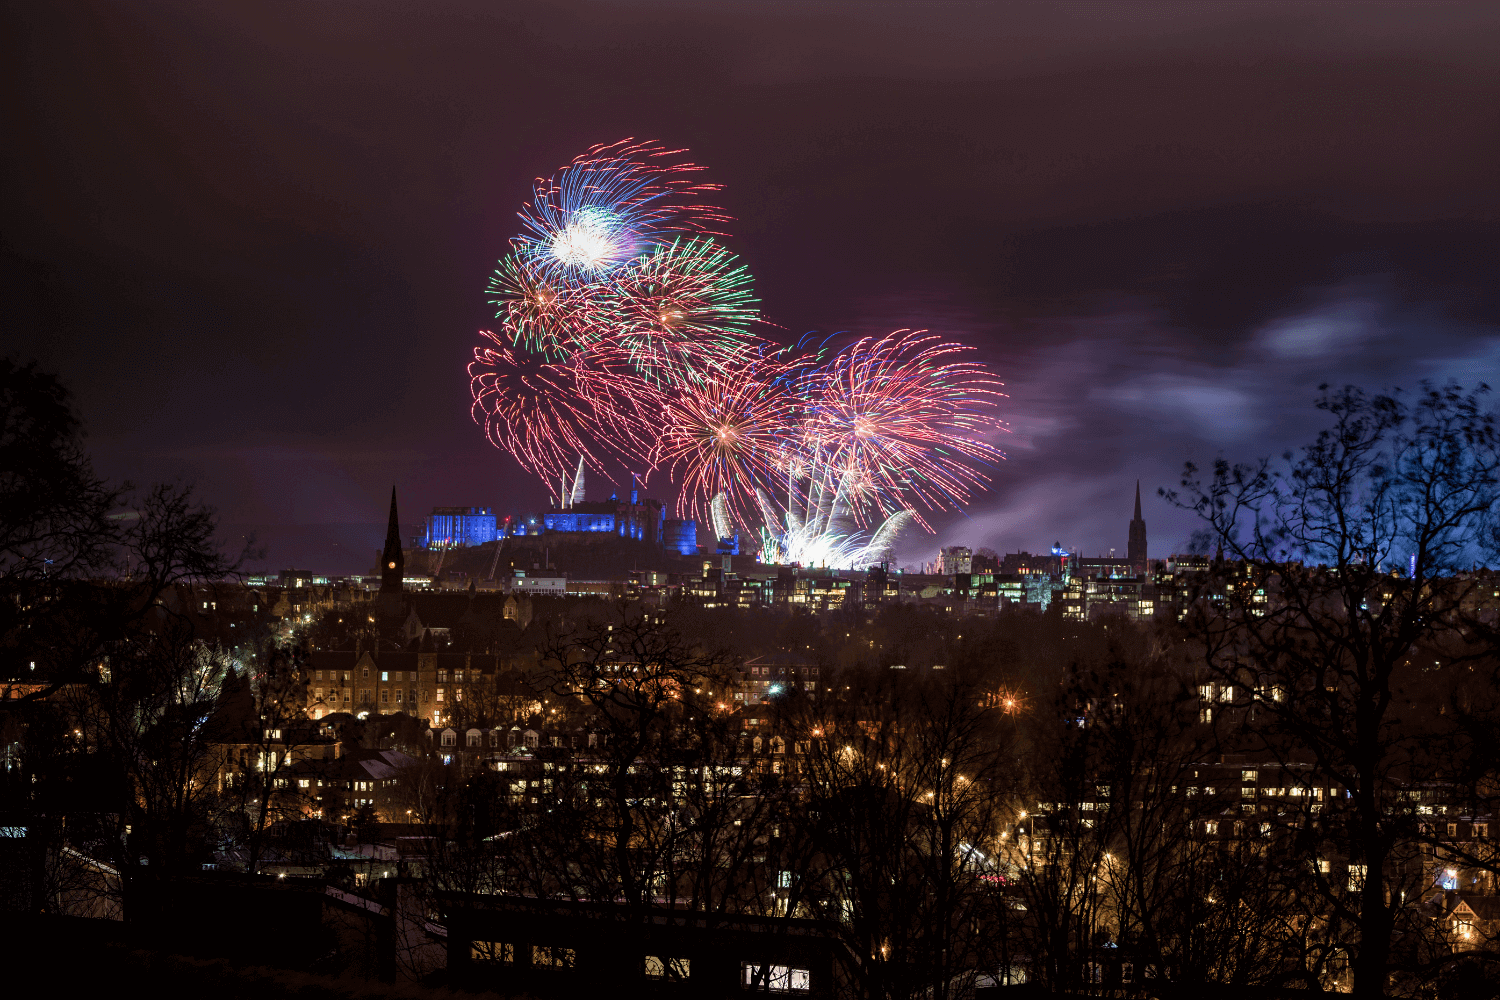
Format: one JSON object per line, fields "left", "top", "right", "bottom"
{"left": 740, "top": 653, "right": 818, "bottom": 704}
{"left": 939, "top": 546, "right": 972, "bottom": 575}
{"left": 306, "top": 649, "right": 534, "bottom": 725}
{"left": 278, "top": 568, "right": 327, "bottom": 588}
{"left": 541, "top": 480, "right": 665, "bottom": 544}
{"left": 502, "top": 569, "right": 567, "bottom": 596}
{"left": 424, "top": 507, "right": 499, "bottom": 548}
{"left": 1000, "top": 549, "right": 1066, "bottom": 577}
{"left": 662, "top": 518, "right": 698, "bottom": 556}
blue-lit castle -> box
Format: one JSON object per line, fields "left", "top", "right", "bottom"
{"left": 422, "top": 471, "right": 698, "bottom": 556}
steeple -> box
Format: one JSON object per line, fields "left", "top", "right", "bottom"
{"left": 378, "top": 486, "right": 405, "bottom": 613}
{"left": 1128, "top": 479, "right": 1148, "bottom": 575}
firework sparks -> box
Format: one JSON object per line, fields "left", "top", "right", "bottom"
{"left": 475, "top": 144, "right": 1008, "bottom": 563}
{"left": 467, "top": 332, "right": 615, "bottom": 499}
{"left": 652, "top": 357, "right": 799, "bottom": 527}
{"left": 484, "top": 255, "right": 605, "bottom": 359}
{"left": 802, "top": 330, "right": 1006, "bottom": 518}
{"left": 515, "top": 139, "right": 729, "bottom": 284}
{"left": 596, "top": 237, "right": 762, "bottom": 384}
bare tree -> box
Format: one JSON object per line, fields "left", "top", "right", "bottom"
{"left": 520, "top": 604, "right": 743, "bottom": 911}
{"left": 785, "top": 667, "right": 1014, "bottom": 1000}
{"left": 1168, "top": 382, "right": 1500, "bottom": 996}
{"left": 213, "top": 643, "right": 319, "bottom": 874}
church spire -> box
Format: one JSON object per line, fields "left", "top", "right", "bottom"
{"left": 1128, "top": 479, "right": 1148, "bottom": 575}
{"left": 385, "top": 486, "right": 401, "bottom": 548}
{"left": 379, "top": 486, "right": 405, "bottom": 612}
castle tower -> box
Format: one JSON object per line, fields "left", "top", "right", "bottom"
{"left": 1128, "top": 480, "right": 1148, "bottom": 575}
{"left": 377, "top": 486, "right": 405, "bottom": 617}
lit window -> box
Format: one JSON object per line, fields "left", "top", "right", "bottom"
{"left": 742, "top": 964, "right": 810, "bottom": 992}
{"left": 533, "top": 945, "right": 576, "bottom": 968}
{"left": 645, "top": 956, "right": 690, "bottom": 979}
{"left": 472, "top": 941, "right": 513, "bottom": 963}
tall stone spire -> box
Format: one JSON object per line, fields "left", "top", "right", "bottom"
{"left": 1128, "top": 479, "right": 1148, "bottom": 575}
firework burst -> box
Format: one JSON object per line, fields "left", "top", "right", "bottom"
{"left": 801, "top": 330, "right": 1006, "bottom": 518}
{"left": 515, "top": 140, "right": 729, "bottom": 285}
{"left": 475, "top": 143, "right": 1008, "bottom": 565}
{"left": 468, "top": 332, "right": 617, "bottom": 499}
{"left": 484, "top": 254, "right": 605, "bottom": 359}
{"left": 596, "top": 237, "right": 762, "bottom": 384}
{"left": 652, "top": 357, "right": 799, "bottom": 526}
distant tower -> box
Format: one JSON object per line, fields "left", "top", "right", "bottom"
{"left": 377, "top": 486, "right": 405, "bottom": 616}
{"left": 1128, "top": 480, "right": 1148, "bottom": 575}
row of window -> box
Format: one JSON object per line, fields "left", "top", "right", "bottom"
{"left": 469, "top": 943, "right": 809, "bottom": 991}
{"left": 746, "top": 666, "right": 819, "bottom": 677}
{"left": 472, "top": 942, "right": 574, "bottom": 967}
{"left": 280, "top": 777, "right": 387, "bottom": 792}
{"left": 440, "top": 730, "right": 554, "bottom": 748}
{"left": 312, "top": 668, "right": 472, "bottom": 683}
{"left": 312, "top": 687, "right": 462, "bottom": 705}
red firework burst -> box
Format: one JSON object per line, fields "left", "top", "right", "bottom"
{"left": 801, "top": 330, "right": 1007, "bottom": 516}
{"left": 652, "top": 358, "right": 800, "bottom": 527}
{"left": 468, "top": 331, "right": 617, "bottom": 498}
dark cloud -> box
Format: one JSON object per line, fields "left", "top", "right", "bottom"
{"left": 4, "top": 1, "right": 1498, "bottom": 571}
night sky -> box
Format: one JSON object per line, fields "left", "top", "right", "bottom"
{"left": 6, "top": 2, "right": 1500, "bottom": 573}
